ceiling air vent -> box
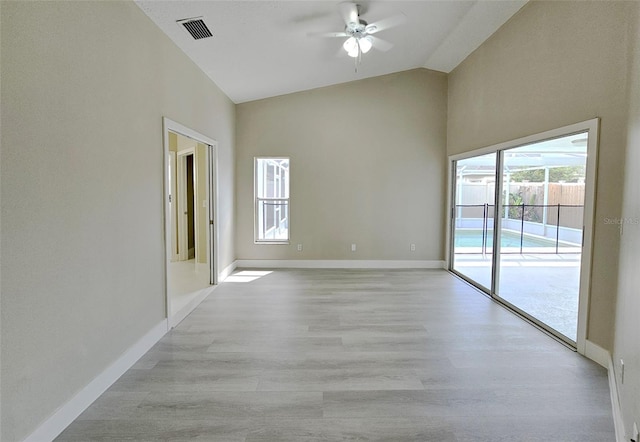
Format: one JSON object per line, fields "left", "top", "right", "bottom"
{"left": 177, "top": 17, "right": 213, "bottom": 40}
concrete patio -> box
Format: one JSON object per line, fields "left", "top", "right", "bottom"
{"left": 453, "top": 253, "right": 581, "bottom": 341}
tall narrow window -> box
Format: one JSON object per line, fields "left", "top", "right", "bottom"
{"left": 255, "top": 158, "right": 289, "bottom": 243}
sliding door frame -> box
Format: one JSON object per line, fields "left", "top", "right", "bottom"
{"left": 447, "top": 118, "right": 599, "bottom": 354}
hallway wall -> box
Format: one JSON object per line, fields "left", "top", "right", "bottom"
{"left": 0, "top": 2, "right": 235, "bottom": 440}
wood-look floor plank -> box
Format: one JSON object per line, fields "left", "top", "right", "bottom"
{"left": 56, "top": 269, "right": 614, "bottom": 441}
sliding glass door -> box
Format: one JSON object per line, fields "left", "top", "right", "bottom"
{"left": 451, "top": 153, "right": 497, "bottom": 290}
{"left": 495, "top": 134, "right": 587, "bottom": 342}
{"left": 450, "top": 125, "right": 596, "bottom": 347}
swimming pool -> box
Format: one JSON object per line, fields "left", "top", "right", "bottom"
{"left": 454, "top": 229, "right": 561, "bottom": 248}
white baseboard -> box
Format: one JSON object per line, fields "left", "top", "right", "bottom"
{"left": 608, "top": 355, "right": 626, "bottom": 442}
{"left": 24, "top": 320, "right": 168, "bottom": 442}
{"left": 235, "top": 259, "right": 446, "bottom": 269}
{"left": 219, "top": 260, "right": 238, "bottom": 281}
{"left": 584, "top": 339, "right": 609, "bottom": 368}
{"left": 584, "top": 340, "right": 625, "bottom": 442}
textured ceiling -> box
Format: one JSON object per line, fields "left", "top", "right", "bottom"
{"left": 136, "top": 1, "right": 527, "bottom": 103}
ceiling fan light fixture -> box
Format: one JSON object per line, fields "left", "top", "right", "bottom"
{"left": 359, "top": 36, "right": 372, "bottom": 53}
{"left": 343, "top": 37, "right": 358, "bottom": 57}
{"left": 343, "top": 35, "right": 372, "bottom": 57}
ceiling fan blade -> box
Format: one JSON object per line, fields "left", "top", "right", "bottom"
{"left": 338, "top": 2, "right": 359, "bottom": 26}
{"left": 307, "top": 31, "right": 349, "bottom": 38}
{"left": 365, "top": 13, "right": 407, "bottom": 34}
{"left": 369, "top": 35, "right": 393, "bottom": 52}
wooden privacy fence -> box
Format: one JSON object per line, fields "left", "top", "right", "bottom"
{"left": 508, "top": 183, "right": 584, "bottom": 229}
{"left": 457, "top": 182, "right": 585, "bottom": 229}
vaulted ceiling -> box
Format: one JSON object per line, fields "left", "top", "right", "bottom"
{"left": 136, "top": 1, "right": 527, "bottom": 103}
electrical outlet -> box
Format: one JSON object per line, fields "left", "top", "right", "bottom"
{"left": 410, "top": 243, "right": 416, "bottom": 252}
{"left": 297, "top": 243, "right": 303, "bottom": 252}
{"left": 631, "top": 422, "right": 639, "bottom": 442}
{"left": 351, "top": 243, "right": 357, "bottom": 252}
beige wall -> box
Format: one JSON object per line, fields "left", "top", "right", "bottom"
{"left": 614, "top": 1, "right": 640, "bottom": 437}
{"left": 447, "top": 0, "right": 633, "bottom": 351}
{"left": 168, "top": 132, "right": 178, "bottom": 257}
{"left": 236, "top": 69, "right": 447, "bottom": 261}
{"left": 169, "top": 131, "right": 178, "bottom": 152}
{"left": 0, "top": 2, "right": 235, "bottom": 441}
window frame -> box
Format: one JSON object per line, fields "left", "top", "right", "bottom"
{"left": 254, "top": 157, "right": 290, "bottom": 244}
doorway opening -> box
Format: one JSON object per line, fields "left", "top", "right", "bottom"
{"left": 176, "top": 149, "right": 198, "bottom": 262}
{"left": 163, "top": 118, "right": 218, "bottom": 328}
{"left": 449, "top": 119, "right": 599, "bottom": 351}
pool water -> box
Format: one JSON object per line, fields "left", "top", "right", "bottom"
{"left": 454, "top": 230, "right": 558, "bottom": 248}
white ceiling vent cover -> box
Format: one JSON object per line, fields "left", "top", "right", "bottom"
{"left": 177, "top": 17, "right": 213, "bottom": 40}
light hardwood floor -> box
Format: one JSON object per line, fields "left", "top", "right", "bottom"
{"left": 57, "top": 269, "right": 614, "bottom": 441}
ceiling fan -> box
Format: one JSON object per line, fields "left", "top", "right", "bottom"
{"left": 311, "top": 2, "right": 406, "bottom": 69}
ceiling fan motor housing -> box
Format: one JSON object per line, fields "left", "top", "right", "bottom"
{"left": 347, "top": 21, "right": 366, "bottom": 37}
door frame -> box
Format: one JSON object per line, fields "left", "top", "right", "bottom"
{"left": 162, "top": 117, "right": 219, "bottom": 323}
{"left": 207, "top": 145, "right": 218, "bottom": 285}
{"left": 446, "top": 118, "right": 599, "bottom": 354}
